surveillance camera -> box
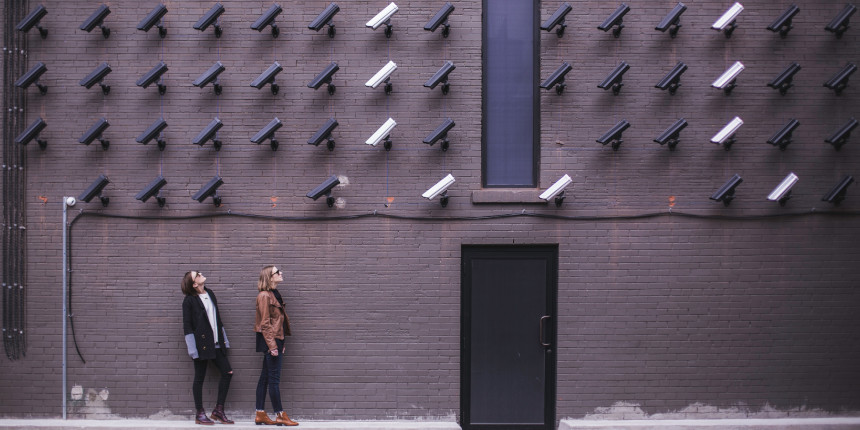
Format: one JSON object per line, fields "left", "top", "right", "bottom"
{"left": 596, "top": 120, "right": 630, "bottom": 151}
{"left": 65, "top": 197, "right": 77, "bottom": 207}
{"left": 252, "top": 4, "right": 282, "bottom": 38}
{"left": 825, "top": 4, "right": 856, "bottom": 38}
{"left": 822, "top": 175, "right": 854, "bottom": 205}
{"left": 540, "top": 62, "right": 573, "bottom": 95}
{"left": 306, "top": 175, "right": 341, "bottom": 207}
{"left": 308, "top": 118, "right": 338, "bottom": 151}
{"left": 194, "top": 3, "right": 225, "bottom": 37}
{"left": 767, "top": 4, "right": 799, "bottom": 38}
{"left": 539, "top": 174, "right": 572, "bottom": 207}
{"left": 367, "top": 118, "right": 397, "bottom": 151}
{"left": 193, "top": 62, "right": 225, "bottom": 95}
{"left": 597, "top": 3, "right": 630, "bottom": 37}
{"left": 80, "top": 62, "right": 112, "bottom": 95}
{"left": 541, "top": 2, "right": 572, "bottom": 37}
{"left": 598, "top": 62, "right": 630, "bottom": 95}
{"left": 710, "top": 116, "right": 743, "bottom": 150}
{"left": 308, "top": 62, "right": 339, "bottom": 95}
{"left": 423, "top": 118, "right": 455, "bottom": 151}
{"left": 767, "top": 172, "right": 799, "bottom": 206}
{"left": 251, "top": 62, "right": 283, "bottom": 95}
{"left": 825, "top": 117, "right": 858, "bottom": 151}
{"left": 710, "top": 174, "right": 743, "bottom": 206}
{"left": 193, "top": 118, "right": 224, "bottom": 151}
{"left": 17, "top": 4, "right": 48, "bottom": 38}
{"left": 711, "top": 61, "right": 744, "bottom": 94}
{"left": 823, "top": 62, "right": 857, "bottom": 95}
{"left": 78, "top": 174, "right": 110, "bottom": 206}
{"left": 655, "top": 2, "right": 686, "bottom": 37}
{"left": 653, "top": 118, "right": 688, "bottom": 151}
{"left": 138, "top": 4, "right": 168, "bottom": 38}
{"left": 712, "top": 2, "right": 743, "bottom": 37}
{"left": 251, "top": 117, "right": 282, "bottom": 151}
{"left": 767, "top": 119, "right": 800, "bottom": 151}
{"left": 15, "top": 62, "right": 48, "bottom": 95}
{"left": 425, "top": 2, "right": 455, "bottom": 37}
{"left": 193, "top": 175, "right": 224, "bottom": 207}
{"left": 136, "top": 61, "right": 168, "bottom": 95}
{"left": 767, "top": 62, "right": 801, "bottom": 95}
{"left": 136, "top": 117, "right": 168, "bottom": 151}
{"left": 422, "top": 174, "right": 455, "bottom": 207}
{"left": 79, "top": 117, "right": 110, "bottom": 150}
{"left": 80, "top": 4, "right": 111, "bottom": 38}
{"left": 424, "top": 61, "right": 456, "bottom": 94}
{"left": 136, "top": 175, "right": 167, "bottom": 207}
{"left": 367, "top": 2, "right": 398, "bottom": 38}
{"left": 309, "top": 3, "right": 340, "bottom": 38}
{"left": 366, "top": 61, "right": 397, "bottom": 92}
{"left": 15, "top": 117, "right": 47, "bottom": 150}
{"left": 654, "top": 61, "right": 687, "bottom": 95}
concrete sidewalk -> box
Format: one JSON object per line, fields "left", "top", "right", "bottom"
{"left": 560, "top": 418, "right": 860, "bottom": 430}
{"left": 0, "top": 420, "right": 461, "bottom": 430}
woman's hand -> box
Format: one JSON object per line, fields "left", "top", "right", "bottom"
{"left": 270, "top": 348, "right": 279, "bottom": 357}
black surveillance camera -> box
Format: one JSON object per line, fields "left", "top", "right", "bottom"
{"left": 80, "top": 4, "right": 111, "bottom": 38}
{"left": 308, "top": 62, "right": 339, "bottom": 95}
{"left": 655, "top": 2, "right": 686, "bottom": 37}
{"left": 767, "top": 119, "right": 800, "bottom": 151}
{"left": 598, "top": 3, "right": 630, "bottom": 37}
{"left": 423, "top": 118, "right": 455, "bottom": 151}
{"left": 80, "top": 62, "right": 112, "bottom": 95}
{"left": 540, "top": 62, "right": 572, "bottom": 95}
{"left": 710, "top": 174, "right": 743, "bottom": 206}
{"left": 767, "top": 62, "right": 801, "bottom": 95}
{"left": 653, "top": 118, "right": 687, "bottom": 151}
{"left": 425, "top": 2, "right": 455, "bottom": 37}
{"left": 78, "top": 174, "right": 110, "bottom": 206}
{"left": 15, "top": 117, "right": 47, "bottom": 150}
{"left": 308, "top": 118, "right": 338, "bottom": 151}
{"left": 193, "top": 118, "right": 223, "bottom": 151}
{"left": 136, "top": 61, "right": 169, "bottom": 95}
{"left": 306, "top": 175, "right": 340, "bottom": 207}
{"left": 250, "top": 62, "right": 283, "bottom": 95}
{"left": 767, "top": 4, "right": 800, "bottom": 38}
{"left": 596, "top": 120, "right": 630, "bottom": 151}
{"left": 251, "top": 118, "right": 282, "bottom": 151}
{"left": 194, "top": 3, "right": 225, "bottom": 38}
{"left": 598, "top": 61, "right": 630, "bottom": 95}
{"left": 136, "top": 175, "right": 167, "bottom": 207}
{"left": 825, "top": 117, "right": 858, "bottom": 151}
{"left": 17, "top": 4, "right": 48, "bottom": 38}
{"left": 825, "top": 4, "right": 856, "bottom": 38}
{"left": 193, "top": 62, "right": 225, "bottom": 95}
{"left": 823, "top": 62, "right": 857, "bottom": 95}
{"left": 424, "top": 61, "right": 456, "bottom": 94}
{"left": 655, "top": 62, "right": 687, "bottom": 95}
{"left": 15, "top": 62, "right": 48, "bottom": 95}
{"left": 193, "top": 176, "right": 224, "bottom": 207}
{"left": 309, "top": 3, "right": 339, "bottom": 38}
{"left": 822, "top": 175, "right": 854, "bottom": 205}
{"left": 251, "top": 4, "right": 282, "bottom": 38}
{"left": 136, "top": 117, "right": 168, "bottom": 151}
{"left": 138, "top": 4, "right": 168, "bottom": 38}
{"left": 79, "top": 118, "right": 110, "bottom": 150}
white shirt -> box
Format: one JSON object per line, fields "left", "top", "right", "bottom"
{"left": 198, "top": 292, "right": 219, "bottom": 345}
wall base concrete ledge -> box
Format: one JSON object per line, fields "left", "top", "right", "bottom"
{"left": 0, "top": 420, "right": 461, "bottom": 430}
{"left": 560, "top": 418, "right": 860, "bottom": 430}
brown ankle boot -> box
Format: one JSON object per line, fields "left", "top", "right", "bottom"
{"left": 255, "top": 410, "right": 276, "bottom": 425}
{"left": 275, "top": 411, "right": 299, "bottom": 426}
{"left": 211, "top": 404, "right": 234, "bottom": 424}
{"left": 195, "top": 409, "right": 215, "bottom": 425}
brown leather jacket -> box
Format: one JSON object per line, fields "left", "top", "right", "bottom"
{"left": 254, "top": 290, "right": 291, "bottom": 351}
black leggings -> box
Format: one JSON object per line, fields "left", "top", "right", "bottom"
{"left": 192, "top": 347, "right": 232, "bottom": 410}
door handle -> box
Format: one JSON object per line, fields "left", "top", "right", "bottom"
{"left": 539, "top": 316, "right": 551, "bottom": 347}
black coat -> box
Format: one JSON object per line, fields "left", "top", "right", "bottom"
{"left": 182, "top": 287, "right": 229, "bottom": 360}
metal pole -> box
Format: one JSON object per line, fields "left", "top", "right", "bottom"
{"left": 61, "top": 197, "right": 74, "bottom": 419}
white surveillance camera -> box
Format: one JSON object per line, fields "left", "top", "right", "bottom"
{"left": 539, "top": 174, "right": 572, "bottom": 206}
{"left": 710, "top": 116, "right": 743, "bottom": 148}
{"left": 367, "top": 2, "right": 398, "bottom": 30}
{"left": 712, "top": 2, "right": 743, "bottom": 31}
{"left": 422, "top": 174, "right": 455, "bottom": 200}
{"left": 366, "top": 118, "right": 397, "bottom": 147}
{"left": 712, "top": 61, "right": 744, "bottom": 90}
{"left": 767, "top": 172, "right": 799, "bottom": 205}
{"left": 366, "top": 61, "right": 397, "bottom": 89}
{"left": 65, "top": 197, "right": 77, "bottom": 207}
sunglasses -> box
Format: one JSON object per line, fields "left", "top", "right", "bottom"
{"left": 271, "top": 267, "right": 282, "bottom": 277}
{"left": 192, "top": 271, "right": 203, "bottom": 279}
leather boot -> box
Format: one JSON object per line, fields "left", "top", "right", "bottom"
{"left": 195, "top": 409, "right": 215, "bottom": 425}
{"left": 275, "top": 411, "right": 299, "bottom": 426}
{"left": 211, "top": 404, "right": 234, "bottom": 424}
{"left": 255, "top": 410, "right": 276, "bottom": 425}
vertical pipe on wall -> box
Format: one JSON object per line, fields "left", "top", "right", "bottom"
{"left": 62, "top": 198, "right": 72, "bottom": 420}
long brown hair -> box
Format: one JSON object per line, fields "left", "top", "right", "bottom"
{"left": 181, "top": 271, "right": 197, "bottom": 296}
{"left": 257, "top": 265, "right": 277, "bottom": 292}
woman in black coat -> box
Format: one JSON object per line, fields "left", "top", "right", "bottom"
{"left": 181, "top": 270, "right": 234, "bottom": 425}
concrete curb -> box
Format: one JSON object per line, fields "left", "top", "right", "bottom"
{"left": 0, "top": 420, "right": 462, "bottom": 430}
{"left": 560, "top": 418, "right": 860, "bottom": 430}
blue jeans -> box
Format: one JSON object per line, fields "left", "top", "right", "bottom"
{"left": 255, "top": 339, "right": 283, "bottom": 412}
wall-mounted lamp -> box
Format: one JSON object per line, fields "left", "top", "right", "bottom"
{"left": 767, "top": 119, "right": 800, "bottom": 151}
{"left": 767, "top": 173, "right": 799, "bottom": 206}
{"left": 15, "top": 62, "right": 48, "bottom": 95}
{"left": 367, "top": 2, "right": 398, "bottom": 38}
{"left": 308, "top": 118, "right": 338, "bottom": 151}
{"left": 710, "top": 116, "right": 743, "bottom": 150}
{"left": 17, "top": 4, "right": 48, "bottom": 38}
{"left": 598, "top": 62, "right": 630, "bottom": 95}
{"left": 80, "top": 62, "right": 112, "bottom": 95}
{"left": 655, "top": 61, "right": 687, "bottom": 95}
{"left": 366, "top": 60, "right": 397, "bottom": 94}
{"left": 541, "top": 2, "right": 572, "bottom": 38}
{"left": 423, "top": 118, "right": 455, "bottom": 151}
{"left": 138, "top": 4, "right": 168, "bottom": 38}
{"left": 825, "top": 4, "right": 856, "bottom": 38}
{"left": 768, "top": 62, "right": 801, "bottom": 95}
{"left": 252, "top": 4, "right": 282, "bottom": 38}
{"left": 825, "top": 117, "right": 857, "bottom": 151}
{"left": 367, "top": 118, "right": 397, "bottom": 151}
{"left": 596, "top": 120, "right": 630, "bottom": 151}
{"left": 251, "top": 62, "right": 283, "bottom": 95}
{"left": 655, "top": 3, "right": 686, "bottom": 38}
{"left": 767, "top": 4, "right": 799, "bottom": 38}
{"left": 653, "top": 118, "right": 688, "bottom": 151}
{"left": 306, "top": 175, "right": 340, "bottom": 207}
{"left": 309, "top": 3, "right": 339, "bottom": 38}
{"left": 711, "top": 61, "right": 744, "bottom": 95}
{"left": 822, "top": 175, "right": 854, "bottom": 205}
{"left": 193, "top": 62, "right": 225, "bottom": 95}
{"left": 79, "top": 174, "right": 110, "bottom": 207}
{"left": 539, "top": 174, "right": 572, "bottom": 207}
{"left": 308, "top": 62, "right": 339, "bottom": 95}
{"left": 193, "top": 118, "right": 223, "bottom": 151}
{"left": 136, "top": 175, "right": 167, "bottom": 207}
{"left": 194, "top": 3, "right": 225, "bottom": 38}
{"left": 251, "top": 117, "right": 282, "bottom": 151}
{"left": 598, "top": 3, "right": 630, "bottom": 38}
{"left": 136, "top": 117, "right": 168, "bottom": 151}
{"left": 137, "top": 61, "right": 168, "bottom": 95}
{"left": 823, "top": 63, "right": 857, "bottom": 95}
{"left": 80, "top": 4, "right": 111, "bottom": 38}
{"left": 15, "top": 117, "right": 47, "bottom": 150}
{"left": 710, "top": 174, "right": 742, "bottom": 206}
{"left": 425, "top": 61, "right": 456, "bottom": 94}
{"left": 422, "top": 174, "right": 455, "bottom": 207}
{"left": 79, "top": 117, "right": 110, "bottom": 150}
{"left": 712, "top": 2, "right": 743, "bottom": 38}
{"left": 193, "top": 176, "right": 223, "bottom": 207}
{"left": 540, "top": 62, "right": 572, "bottom": 95}
{"left": 426, "top": 2, "right": 455, "bottom": 38}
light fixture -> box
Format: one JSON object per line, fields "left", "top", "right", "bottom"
{"left": 250, "top": 62, "right": 283, "bottom": 95}
{"left": 193, "top": 118, "right": 223, "bottom": 151}
{"left": 825, "top": 4, "right": 856, "bottom": 38}
{"left": 252, "top": 4, "right": 282, "bottom": 38}
{"left": 422, "top": 174, "right": 455, "bottom": 207}
{"left": 766, "top": 119, "right": 800, "bottom": 151}
{"left": 823, "top": 63, "right": 857, "bottom": 95}
{"left": 655, "top": 61, "right": 687, "bottom": 95}
{"left": 712, "top": 2, "right": 743, "bottom": 38}
{"left": 710, "top": 116, "right": 743, "bottom": 150}
{"left": 79, "top": 118, "right": 110, "bottom": 150}
{"left": 541, "top": 2, "right": 572, "bottom": 38}
{"left": 367, "top": 2, "right": 399, "bottom": 38}
{"left": 598, "top": 3, "right": 630, "bottom": 38}
{"left": 598, "top": 62, "right": 630, "bottom": 95}
{"left": 308, "top": 62, "right": 339, "bottom": 95}
{"left": 309, "top": 3, "right": 339, "bottom": 38}
{"left": 80, "top": 62, "right": 112, "bottom": 95}
{"left": 426, "top": 2, "right": 455, "bottom": 37}
{"left": 822, "top": 175, "right": 854, "bottom": 205}
{"left": 14, "top": 117, "right": 47, "bottom": 150}
{"left": 423, "top": 118, "right": 455, "bottom": 151}
{"left": 80, "top": 4, "right": 111, "bottom": 38}
{"left": 17, "top": 4, "right": 48, "bottom": 38}
{"left": 193, "top": 62, "right": 225, "bottom": 95}
{"left": 596, "top": 120, "right": 630, "bottom": 151}
{"left": 539, "top": 174, "right": 572, "bottom": 207}
{"left": 138, "top": 4, "right": 168, "bottom": 38}
{"left": 767, "top": 172, "right": 799, "bottom": 206}
{"left": 308, "top": 118, "right": 338, "bottom": 151}
{"left": 251, "top": 117, "right": 282, "bottom": 151}
{"left": 136, "top": 175, "right": 167, "bottom": 207}
{"left": 15, "top": 62, "right": 48, "bottom": 95}
{"left": 825, "top": 117, "right": 858, "bottom": 151}
{"left": 711, "top": 61, "right": 744, "bottom": 95}
{"left": 193, "top": 176, "right": 223, "bottom": 207}
{"left": 767, "top": 62, "right": 801, "bottom": 95}
{"left": 306, "top": 175, "right": 340, "bottom": 207}
{"left": 194, "top": 3, "right": 225, "bottom": 38}
{"left": 79, "top": 174, "right": 111, "bottom": 206}
{"left": 655, "top": 2, "right": 686, "bottom": 38}
{"left": 136, "top": 117, "right": 168, "bottom": 151}
{"left": 424, "top": 61, "right": 456, "bottom": 94}
{"left": 367, "top": 118, "right": 397, "bottom": 151}
{"left": 710, "top": 174, "right": 742, "bottom": 206}
{"left": 136, "top": 61, "right": 168, "bottom": 95}
{"left": 767, "top": 4, "right": 799, "bottom": 38}
{"left": 653, "top": 118, "right": 687, "bottom": 151}
{"left": 540, "top": 62, "right": 572, "bottom": 95}
{"left": 366, "top": 60, "right": 397, "bottom": 94}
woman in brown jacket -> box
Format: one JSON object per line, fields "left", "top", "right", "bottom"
{"left": 253, "top": 266, "right": 298, "bottom": 426}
